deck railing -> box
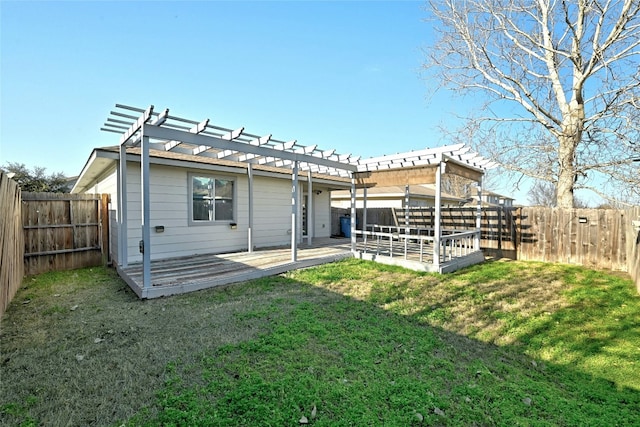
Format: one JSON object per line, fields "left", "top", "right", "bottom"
{"left": 439, "top": 230, "right": 478, "bottom": 262}
{"left": 356, "top": 225, "right": 480, "bottom": 264}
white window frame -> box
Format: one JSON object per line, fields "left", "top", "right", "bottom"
{"left": 188, "top": 172, "right": 237, "bottom": 226}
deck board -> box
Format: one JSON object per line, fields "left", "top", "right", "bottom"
{"left": 118, "top": 238, "right": 354, "bottom": 298}
{"left": 116, "top": 236, "right": 484, "bottom": 299}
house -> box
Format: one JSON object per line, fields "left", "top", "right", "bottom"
{"left": 73, "top": 145, "right": 349, "bottom": 263}
{"left": 481, "top": 190, "right": 515, "bottom": 207}
{"left": 72, "top": 104, "right": 495, "bottom": 298}
{"left": 331, "top": 185, "right": 464, "bottom": 209}
{"left": 464, "top": 190, "right": 515, "bottom": 207}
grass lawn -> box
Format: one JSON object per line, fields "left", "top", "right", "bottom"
{"left": 1, "top": 259, "right": 639, "bottom": 426}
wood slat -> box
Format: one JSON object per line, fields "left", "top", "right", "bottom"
{"left": 0, "top": 173, "right": 24, "bottom": 319}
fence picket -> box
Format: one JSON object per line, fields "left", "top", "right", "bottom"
{"left": 0, "top": 173, "right": 24, "bottom": 319}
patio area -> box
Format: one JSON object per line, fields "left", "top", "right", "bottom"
{"left": 118, "top": 227, "right": 486, "bottom": 298}
{"left": 117, "top": 238, "right": 353, "bottom": 299}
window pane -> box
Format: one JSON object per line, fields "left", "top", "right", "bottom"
{"left": 215, "top": 179, "right": 234, "bottom": 220}
{"left": 192, "top": 176, "right": 212, "bottom": 221}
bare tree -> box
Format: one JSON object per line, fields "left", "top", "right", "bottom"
{"left": 442, "top": 174, "right": 475, "bottom": 198}
{"left": 425, "top": 0, "right": 640, "bottom": 208}
{"left": 528, "top": 180, "right": 557, "bottom": 207}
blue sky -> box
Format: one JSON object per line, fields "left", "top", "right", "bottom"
{"left": 1, "top": 1, "right": 523, "bottom": 201}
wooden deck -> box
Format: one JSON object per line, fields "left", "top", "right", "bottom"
{"left": 117, "top": 233, "right": 486, "bottom": 299}
{"left": 117, "top": 238, "right": 354, "bottom": 299}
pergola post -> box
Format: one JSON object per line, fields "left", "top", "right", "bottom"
{"left": 118, "top": 144, "right": 128, "bottom": 268}
{"left": 141, "top": 132, "right": 151, "bottom": 289}
{"left": 362, "top": 187, "right": 367, "bottom": 247}
{"left": 307, "top": 170, "right": 313, "bottom": 245}
{"left": 291, "top": 161, "right": 299, "bottom": 262}
{"left": 247, "top": 163, "right": 254, "bottom": 253}
{"left": 404, "top": 184, "right": 410, "bottom": 256}
{"left": 433, "top": 160, "right": 444, "bottom": 269}
{"left": 350, "top": 175, "right": 357, "bottom": 252}
{"left": 404, "top": 185, "right": 410, "bottom": 229}
{"left": 476, "top": 175, "right": 483, "bottom": 251}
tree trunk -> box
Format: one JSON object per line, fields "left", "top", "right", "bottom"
{"left": 556, "top": 138, "right": 576, "bottom": 208}
{"left": 556, "top": 100, "right": 584, "bottom": 209}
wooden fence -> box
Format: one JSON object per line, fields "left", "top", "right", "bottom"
{"left": 0, "top": 173, "right": 24, "bottom": 320}
{"left": 22, "top": 193, "right": 109, "bottom": 276}
{"left": 517, "top": 207, "right": 627, "bottom": 271}
{"left": 332, "top": 206, "right": 637, "bottom": 274}
{"left": 625, "top": 206, "right": 640, "bottom": 293}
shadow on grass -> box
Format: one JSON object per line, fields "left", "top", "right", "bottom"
{"left": 1, "top": 260, "right": 638, "bottom": 426}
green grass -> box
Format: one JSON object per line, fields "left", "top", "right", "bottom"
{"left": 1, "top": 259, "right": 639, "bottom": 426}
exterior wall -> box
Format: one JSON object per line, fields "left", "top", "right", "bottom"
{"left": 110, "top": 211, "right": 118, "bottom": 265}
{"left": 483, "top": 194, "right": 514, "bottom": 207}
{"left": 88, "top": 161, "right": 336, "bottom": 264}
{"left": 124, "top": 163, "right": 250, "bottom": 263}
{"left": 252, "top": 176, "right": 295, "bottom": 249}
{"left": 312, "top": 190, "right": 331, "bottom": 238}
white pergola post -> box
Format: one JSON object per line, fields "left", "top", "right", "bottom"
{"left": 291, "top": 161, "right": 299, "bottom": 262}
{"left": 476, "top": 175, "right": 483, "bottom": 251}
{"left": 404, "top": 185, "right": 410, "bottom": 229}
{"left": 247, "top": 163, "right": 254, "bottom": 253}
{"left": 118, "top": 144, "right": 128, "bottom": 268}
{"left": 404, "top": 184, "right": 410, "bottom": 256}
{"left": 362, "top": 187, "right": 367, "bottom": 247}
{"left": 433, "top": 160, "right": 444, "bottom": 269}
{"left": 350, "top": 175, "right": 357, "bottom": 252}
{"left": 141, "top": 132, "right": 151, "bottom": 289}
{"left": 307, "top": 170, "right": 313, "bottom": 245}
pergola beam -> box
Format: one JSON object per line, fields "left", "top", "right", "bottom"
{"left": 354, "top": 143, "right": 466, "bottom": 167}
{"left": 219, "top": 134, "right": 273, "bottom": 161}
{"left": 141, "top": 124, "right": 358, "bottom": 172}
{"left": 120, "top": 105, "right": 153, "bottom": 145}
{"left": 221, "top": 127, "right": 244, "bottom": 141}
{"left": 165, "top": 118, "right": 209, "bottom": 151}
{"left": 354, "top": 165, "right": 438, "bottom": 188}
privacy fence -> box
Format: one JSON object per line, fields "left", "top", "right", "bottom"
{"left": 22, "top": 193, "right": 110, "bottom": 276}
{"left": 0, "top": 173, "right": 24, "bottom": 319}
{"left": 626, "top": 206, "right": 640, "bottom": 293}
{"left": 333, "top": 206, "right": 640, "bottom": 291}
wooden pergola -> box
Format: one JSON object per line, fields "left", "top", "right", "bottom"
{"left": 102, "top": 104, "right": 494, "bottom": 291}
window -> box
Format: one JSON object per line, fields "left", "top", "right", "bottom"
{"left": 190, "top": 175, "right": 235, "bottom": 223}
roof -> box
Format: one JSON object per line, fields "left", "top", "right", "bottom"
{"left": 72, "top": 145, "right": 352, "bottom": 193}
{"left": 482, "top": 190, "right": 515, "bottom": 200}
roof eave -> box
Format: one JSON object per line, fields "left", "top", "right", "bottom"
{"left": 71, "top": 149, "right": 118, "bottom": 193}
